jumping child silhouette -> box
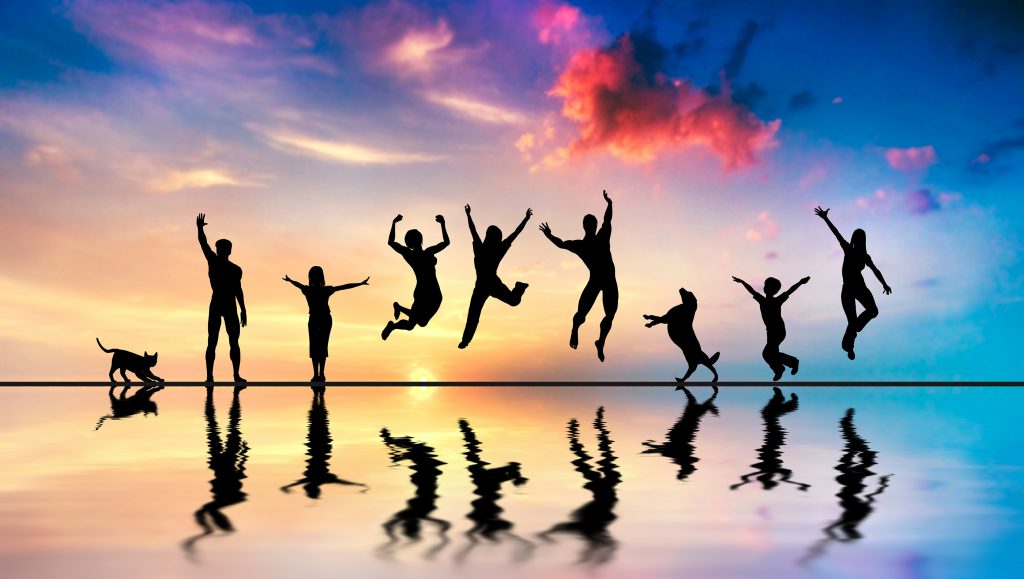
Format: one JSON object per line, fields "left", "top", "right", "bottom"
{"left": 284, "top": 267, "right": 369, "bottom": 382}
{"left": 733, "top": 275, "right": 810, "bottom": 381}
{"left": 383, "top": 214, "right": 450, "bottom": 340}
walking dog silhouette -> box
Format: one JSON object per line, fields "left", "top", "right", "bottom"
{"left": 383, "top": 213, "right": 450, "bottom": 340}
{"left": 540, "top": 190, "right": 618, "bottom": 362}
{"left": 733, "top": 275, "right": 810, "bottom": 381}
{"left": 196, "top": 213, "right": 247, "bottom": 383}
{"left": 643, "top": 288, "right": 720, "bottom": 382}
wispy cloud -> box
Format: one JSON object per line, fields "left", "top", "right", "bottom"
{"left": 253, "top": 126, "right": 443, "bottom": 165}
{"left": 423, "top": 92, "right": 525, "bottom": 125}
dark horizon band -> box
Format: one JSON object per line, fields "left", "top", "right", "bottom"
{"left": 0, "top": 381, "right": 1022, "bottom": 387}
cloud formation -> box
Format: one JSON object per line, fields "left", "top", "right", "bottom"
{"left": 884, "top": 145, "right": 938, "bottom": 172}
{"left": 253, "top": 126, "right": 443, "bottom": 165}
{"left": 545, "top": 33, "right": 779, "bottom": 168}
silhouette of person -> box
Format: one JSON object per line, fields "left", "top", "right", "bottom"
{"left": 284, "top": 268, "right": 369, "bottom": 382}
{"left": 94, "top": 384, "right": 164, "bottom": 430}
{"left": 641, "top": 386, "right": 719, "bottom": 481}
{"left": 731, "top": 387, "right": 810, "bottom": 491}
{"left": 644, "top": 287, "right": 720, "bottom": 382}
{"left": 539, "top": 407, "right": 621, "bottom": 566}
{"left": 802, "top": 408, "right": 892, "bottom": 564}
{"left": 733, "top": 275, "right": 810, "bottom": 381}
{"left": 383, "top": 214, "right": 450, "bottom": 340}
{"left": 183, "top": 385, "right": 249, "bottom": 555}
{"left": 814, "top": 207, "right": 892, "bottom": 360}
{"left": 539, "top": 190, "right": 618, "bottom": 362}
{"left": 459, "top": 205, "right": 532, "bottom": 349}
{"left": 196, "top": 213, "right": 247, "bottom": 383}
{"left": 457, "top": 419, "right": 532, "bottom": 563}
{"left": 281, "top": 387, "right": 368, "bottom": 499}
{"left": 379, "top": 428, "right": 450, "bottom": 559}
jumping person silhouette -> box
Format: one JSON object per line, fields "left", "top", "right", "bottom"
{"left": 643, "top": 287, "right": 720, "bottom": 383}
{"left": 196, "top": 213, "right": 246, "bottom": 383}
{"left": 734, "top": 275, "right": 810, "bottom": 381}
{"left": 459, "top": 205, "right": 532, "bottom": 349}
{"left": 284, "top": 268, "right": 369, "bottom": 382}
{"left": 539, "top": 190, "right": 618, "bottom": 362}
{"left": 383, "top": 214, "right": 450, "bottom": 340}
{"left": 814, "top": 207, "right": 892, "bottom": 359}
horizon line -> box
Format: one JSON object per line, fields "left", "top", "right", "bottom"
{"left": 0, "top": 381, "right": 1022, "bottom": 387}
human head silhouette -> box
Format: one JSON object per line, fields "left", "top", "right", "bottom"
{"left": 484, "top": 225, "right": 502, "bottom": 245}
{"left": 764, "top": 277, "right": 781, "bottom": 296}
{"left": 851, "top": 228, "right": 866, "bottom": 251}
{"left": 583, "top": 213, "right": 598, "bottom": 235}
{"left": 404, "top": 229, "right": 423, "bottom": 250}
{"left": 308, "top": 265, "right": 325, "bottom": 287}
{"left": 215, "top": 239, "right": 232, "bottom": 258}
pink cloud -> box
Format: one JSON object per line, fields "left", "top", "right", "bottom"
{"left": 534, "top": 1, "right": 582, "bottom": 45}
{"left": 884, "top": 145, "right": 938, "bottom": 172}
{"left": 745, "top": 211, "right": 779, "bottom": 242}
{"left": 546, "top": 34, "right": 779, "bottom": 168}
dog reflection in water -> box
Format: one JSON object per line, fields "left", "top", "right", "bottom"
{"left": 94, "top": 384, "right": 164, "bottom": 430}
{"left": 378, "top": 428, "right": 450, "bottom": 559}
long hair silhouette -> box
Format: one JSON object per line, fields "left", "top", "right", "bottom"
{"left": 642, "top": 386, "right": 719, "bottom": 481}
{"left": 281, "top": 387, "right": 367, "bottom": 498}
{"left": 378, "top": 428, "right": 450, "bottom": 559}
{"left": 731, "top": 387, "right": 810, "bottom": 491}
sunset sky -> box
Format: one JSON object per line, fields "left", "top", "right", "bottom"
{"left": 1, "top": 0, "right": 1022, "bottom": 381}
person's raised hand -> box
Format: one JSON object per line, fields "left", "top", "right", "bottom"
{"left": 883, "top": 284, "right": 892, "bottom": 295}
{"left": 525, "top": 208, "right": 533, "bottom": 219}
{"left": 435, "top": 214, "right": 445, "bottom": 224}
{"left": 814, "top": 206, "right": 829, "bottom": 219}
{"left": 283, "top": 275, "right": 291, "bottom": 282}
{"left": 393, "top": 214, "right": 403, "bottom": 223}
{"left": 603, "top": 190, "right": 611, "bottom": 203}
{"left": 539, "top": 222, "right": 551, "bottom": 235}
{"left": 197, "top": 213, "right": 207, "bottom": 228}
{"left": 800, "top": 276, "right": 811, "bottom": 284}
{"left": 464, "top": 204, "right": 471, "bottom": 215}
{"left": 362, "top": 276, "right": 371, "bottom": 285}
{"left": 732, "top": 276, "right": 743, "bottom": 284}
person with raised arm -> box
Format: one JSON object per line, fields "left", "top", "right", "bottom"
{"left": 382, "top": 213, "right": 449, "bottom": 340}
{"left": 813, "top": 206, "right": 892, "bottom": 359}
{"left": 458, "top": 204, "right": 532, "bottom": 349}
{"left": 733, "top": 274, "right": 810, "bottom": 381}
{"left": 540, "top": 190, "right": 618, "bottom": 362}
{"left": 196, "top": 213, "right": 247, "bottom": 383}
{"left": 283, "top": 267, "right": 369, "bottom": 383}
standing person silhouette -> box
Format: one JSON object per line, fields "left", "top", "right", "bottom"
{"left": 814, "top": 207, "right": 892, "bottom": 359}
{"left": 643, "top": 287, "right": 720, "bottom": 383}
{"left": 283, "top": 267, "right": 369, "bottom": 382}
{"left": 539, "top": 190, "right": 618, "bottom": 362}
{"left": 196, "top": 213, "right": 246, "bottom": 383}
{"left": 733, "top": 275, "right": 810, "bottom": 381}
{"left": 459, "top": 204, "right": 532, "bottom": 349}
{"left": 382, "top": 214, "right": 449, "bottom": 340}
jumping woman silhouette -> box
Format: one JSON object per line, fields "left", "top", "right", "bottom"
{"left": 382, "top": 214, "right": 450, "bottom": 341}
{"left": 459, "top": 204, "right": 532, "bottom": 349}
{"left": 814, "top": 207, "right": 892, "bottom": 359}
{"left": 540, "top": 190, "right": 618, "bottom": 362}
{"left": 734, "top": 275, "right": 810, "bottom": 381}
{"left": 283, "top": 268, "right": 369, "bottom": 382}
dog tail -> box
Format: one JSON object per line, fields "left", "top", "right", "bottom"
{"left": 708, "top": 351, "right": 720, "bottom": 365}
{"left": 96, "top": 338, "right": 114, "bottom": 353}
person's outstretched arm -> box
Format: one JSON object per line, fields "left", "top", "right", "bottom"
{"left": 388, "top": 214, "right": 408, "bottom": 255}
{"left": 330, "top": 277, "right": 370, "bottom": 293}
{"left": 732, "top": 276, "right": 763, "bottom": 301}
{"left": 814, "top": 206, "right": 849, "bottom": 250}
{"left": 866, "top": 256, "right": 892, "bottom": 294}
{"left": 643, "top": 312, "right": 668, "bottom": 327}
{"left": 426, "top": 215, "right": 450, "bottom": 254}
{"left": 781, "top": 276, "right": 811, "bottom": 299}
{"left": 465, "top": 204, "right": 481, "bottom": 245}
{"left": 282, "top": 275, "right": 305, "bottom": 290}
{"left": 196, "top": 213, "right": 215, "bottom": 260}
{"left": 503, "top": 208, "right": 533, "bottom": 247}
{"left": 601, "top": 190, "right": 612, "bottom": 233}
{"left": 539, "top": 222, "right": 568, "bottom": 249}
{"left": 236, "top": 280, "right": 247, "bottom": 328}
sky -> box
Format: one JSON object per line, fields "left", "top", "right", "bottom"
{"left": 0, "top": 0, "right": 1023, "bottom": 381}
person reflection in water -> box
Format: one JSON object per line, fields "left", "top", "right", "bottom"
{"left": 283, "top": 268, "right": 369, "bottom": 383}
{"left": 281, "top": 387, "right": 367, "bottom": 499}
{"left": 183, "top": 386, "right": 248, "bottom": 556}
{"left": 643, "top": 287, "right": 720, "bottom": 383}
{"left": 539, "top": 190, "right": 618, "bottom": 362}
{"left": 382, "top": 213, "right": 450, "bottom": 340}
{"left": 642, "top": 386, "right": 719, "bottom": 481}
{"left": 196, "top": 213, "right": 247, "bottom": 383}
{"left": 803, "top": 408, "right": 892, "bottom": 564}
{"left": 458, "top": 204, "right": 532, "bottom": 349}
{"left": 456, "top": 419, "right": 532, "bottom": 563}
{"left": 94, "top": 384, "right": 164, "bottom": 430}
{"left": 379, "top": 428, "right": 450, "bottom": 559}
{"left": 539, "top": 407, "right": 621, "bottom": 566}
{"left": 731, "top": 387, "right": 810, "bottom": 492}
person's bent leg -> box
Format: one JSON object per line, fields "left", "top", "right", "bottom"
{"left": 854, "top": 286, "right": 878, "bottom": 333}
{"left": 572, "top": 280, "right": 600, "bottom": 350}
{"left": 206, "top": 303, "right": 221, "bottom": 382}
{"left": 490, "top": 276, "right": 524, "bottom": 307}
{"left": 459, "top": 285, "right": 489, "bottom": 348}
{"left": 763, "top": 343, "right": 784, "bottom": 381}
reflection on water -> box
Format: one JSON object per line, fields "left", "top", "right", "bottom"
{"left": 3, "top": 385, "right": 1023, "bottom": 578}
{"left": 183, "top": 386, "right": 249, "bottom": 555}
{"left": 539, "top": 406, "right": 621, "bottom": 566}
{"left": 731, "top": 386, "right": 810, "bottom": 491}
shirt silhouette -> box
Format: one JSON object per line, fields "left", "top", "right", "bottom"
{"left": 814, "top": 207, "right": 892, "bottom": 360}
{"left": 196, "top": 213, "right": 247, "bottom": 383}
{"left": 734, "top": 275, "right": 810, "bottom": 381}
{"left": 644, "top": 287, "right": 720, "bottom": 382}
{"left": 382, "top": 214, "right": 449, "bottom": 340}
{"left": 540, "top": 190, "right": 618, "bottom": 362}
{"left": 458, "top": 205, "right": 532, "bottom": 349}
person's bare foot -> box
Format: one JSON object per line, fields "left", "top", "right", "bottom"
{"left": 772, "top": 368, "right": 784, "bottom": 382}
{"left": 233, "top": 375, "right": 247, "bottom": 383}
{"left": 595, "top": 339, "right": 605, "bottom": 362}
{"left": 393, "top": 302, "right": 401, "bottom": 320}
{"left": 458, "top": 340, "right": 469, "bottom": 349}
{"left": 382, "top": 321, "right": 395, "bottom": 341}
{"left": 569, "top": 328, "right": 579, "bottom": 349}
{"left": 791, "top": 358, "right": 800, "bottom": 375}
